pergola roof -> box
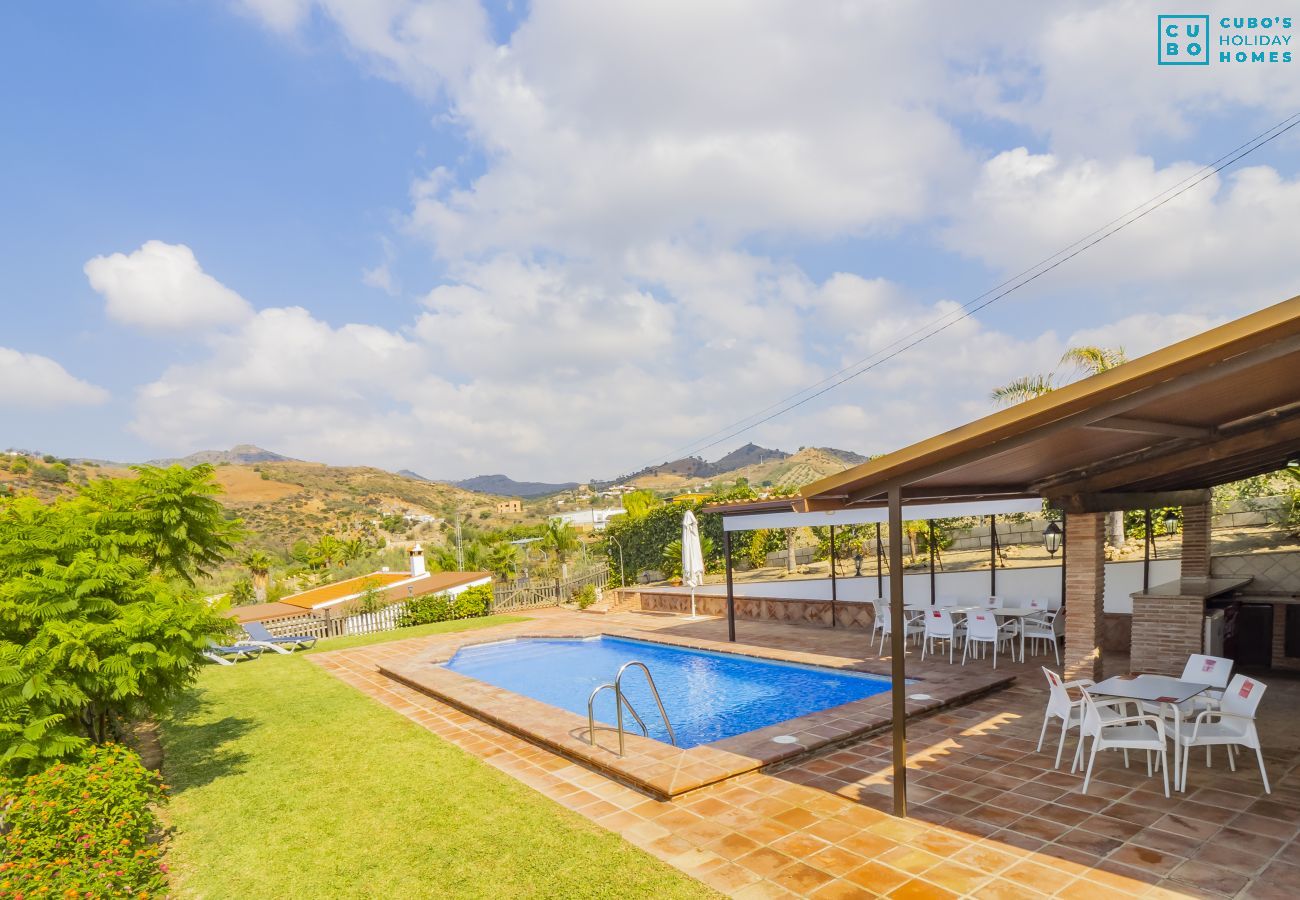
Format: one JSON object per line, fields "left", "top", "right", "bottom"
{"left": 798, "top": 295, "right": 1300, "bottom": 513}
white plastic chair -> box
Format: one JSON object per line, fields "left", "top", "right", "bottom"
{"left": 1142, "top": 653, "right": 1233, "bottom": 721}
{"left": 1037, "top": 667, "right": 1095, "bottom": 768}
{"left": 1175, "top": 674, "right": 1270, "bottom": 794}
{"left": 961, "top": 610, "right": 1016, "bottom": 668}
{"left": 1022, "top": 609, "right": 1064, "bottom": 664}
{"left": 1074, "top": 688, "right": 1170, "bottom": 797}
{"left": 874, "top": 602, "right": 923, "bottom": 655}
{"left": 920, "top": 608, "right": 963, "bottom": 663}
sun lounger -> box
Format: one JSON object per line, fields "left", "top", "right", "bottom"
{"left": 241, "top": 620, "right": 318, "bottom": 653}
{"left": 203, "top": 642, "right": 264, "bottom": 665}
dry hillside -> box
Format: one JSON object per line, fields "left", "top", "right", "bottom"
{"left": 617, "top": 446, "right": 859, "bottom": 493}
{"left": 0, "top": 454, "right": 517, "bottom": 552}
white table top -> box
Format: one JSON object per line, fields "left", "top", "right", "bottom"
{"left": 1091, "top": 673, "right": 1210, "bottom": 704}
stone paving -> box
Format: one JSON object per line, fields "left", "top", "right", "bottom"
{"left": 311, "top": 610, "right": 1300, "bottom": 899}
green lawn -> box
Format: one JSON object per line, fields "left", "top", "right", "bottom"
{"left": 160, "top": 622, "right": 714, "bottom": 899}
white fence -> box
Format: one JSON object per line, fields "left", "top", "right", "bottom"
{"left": 675, "top": 557, "right": 1182, "bottom": 614}
{"left": 342, "top": 601, "right": 409, "bottom": 636}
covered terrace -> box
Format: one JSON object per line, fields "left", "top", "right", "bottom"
{"left": 716, "top": 294, "right": 1300, "bottom": 817}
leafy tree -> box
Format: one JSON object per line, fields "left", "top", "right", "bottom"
{"left": 621, "top": 489, "right": 663, "bottom": 520}
{"left": 79, "top": 464, "right": 242, "bottom": 585}
{"left": 0, "top": 469, "right": 238, "bottom": 772}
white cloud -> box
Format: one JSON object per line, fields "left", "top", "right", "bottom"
{"left": 131, "top": 305, "right": 425, "bottom": 454}
{"left": 0, "top": 348, "right": 109, "bottom": 408}
{"left": 234, "top": 0, "right": 314, "bottom": 33}
{"left": 85, "top": 241, "right": 254, "bottom": 331}
{"left": 943, "top": 151, "right": 1300, "bottom": 313}
{"left": 181, "top": 0, "right": 1300, "bottom": 480}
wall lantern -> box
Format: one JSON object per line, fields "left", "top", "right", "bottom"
{"left": 1043, "top": 521, "right": 1063, "bottom": 557}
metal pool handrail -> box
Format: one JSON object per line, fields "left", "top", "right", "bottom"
{"left": 586, "top": 660, "right": 677, "bottom": 756}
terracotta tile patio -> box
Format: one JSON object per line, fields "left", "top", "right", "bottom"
{"left": 311, "top": 610, "right": 1300, "bottom": 898}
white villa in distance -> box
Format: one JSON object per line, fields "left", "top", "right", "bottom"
{"left": 231, "top": 543, "right": 492, "bottom": 628}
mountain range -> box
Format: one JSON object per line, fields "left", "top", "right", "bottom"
{"left": 56, "top": 440, "right": 870, "bottom": 500}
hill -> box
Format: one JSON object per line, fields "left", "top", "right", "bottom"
{"left": 0, "top": 451, "right": 514, "bottom": 554}
{"left": 601, "top": 443, "right": 789, "bottom": 488}
{"left": 455, "top": 473, "right": 579, "bottom": 497}
{"left": 731, "top": 446, "right": 866, "bottom": 489}
{"left": 148, "top": 444, "right": 296, "bottom": 467}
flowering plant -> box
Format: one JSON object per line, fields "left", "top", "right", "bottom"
{"left": 0, "top": 744, "right": 167, "bottom": 897}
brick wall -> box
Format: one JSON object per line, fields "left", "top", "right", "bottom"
{"left": 1063, "top": 512, "right": 1106, "bottom": 681}
{"left": 1181, "top": 502, "right": 1212, "bottom": 580}
{"left": 1270, "top": 604, "right": 1300, "bottom": 672}
{"left": 1130, "top": 594, "right": 1206, "bottom": 675}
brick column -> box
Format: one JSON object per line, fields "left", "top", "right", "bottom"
{"left": 1181, "top": 502, "right": 1211, "bottom": 580}
{"left": 1063, "top": 512, "right": 1106, "bottom": 682}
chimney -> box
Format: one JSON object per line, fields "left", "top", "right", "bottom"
{"left": 409, "top": 543, "right": 426, "bottom": 577}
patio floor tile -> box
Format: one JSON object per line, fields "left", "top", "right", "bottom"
{"left": 311, "top": 608, "right": 1300, "bottom": 898}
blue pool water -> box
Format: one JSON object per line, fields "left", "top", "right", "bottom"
{"left": 440, "top": 636, "right": 892, "bottom": 748}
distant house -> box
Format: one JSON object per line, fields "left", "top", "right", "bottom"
{"left": 549, "top": 508, "right": 625, "bottom": 532}
{"left": 672, "top": 492, "right": 711, "bottom": 504}
{"left": 231, "top": 544, "right": 491, "bottom": 625}
{"left": 495, "top": 498, "right": 523, "bottom": 515}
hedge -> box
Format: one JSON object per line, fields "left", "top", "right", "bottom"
{"left": 397, "top": 584, "right": 493, "bottom": 627}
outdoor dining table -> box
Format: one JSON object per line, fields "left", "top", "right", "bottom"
{"left": 1089, "top": 673, "right": 1211, "bottom": 792}
{"left": 902, "top": 605, "right": 1042, "bottom": 662}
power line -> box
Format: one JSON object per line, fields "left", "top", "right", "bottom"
{"left": 640, "top": 112, "right": 1300, "bottom": 468}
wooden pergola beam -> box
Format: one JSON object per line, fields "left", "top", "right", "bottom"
{"left": 1084, "top": 416, "right": 1216, "bottom": 440}
{"left": 1038, "top": 412, "right": 1300, "bottom": 496}
{"left": 1046, "top": 489, "right": 1212, "bottom": 514}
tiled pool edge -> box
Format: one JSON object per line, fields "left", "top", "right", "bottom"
{"left": 378, "top": 629, "right": 1015, "bottom": 800}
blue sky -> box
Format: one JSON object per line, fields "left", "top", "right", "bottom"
{"left": 3, "top": 2, "right": 1299, "bottom": 480}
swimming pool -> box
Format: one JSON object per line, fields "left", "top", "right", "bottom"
{"left": 440, "top": 636, "right": 892, "bottom": 749}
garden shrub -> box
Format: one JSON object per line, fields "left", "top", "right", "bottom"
{"left": 398, "top": 584, "right": 493, "bottom": 626}
{"left": 575, "top": 584, "right": 597, "bottom": 609}
{"left": 0, "top": 744, "right": 167, "bottom": 897}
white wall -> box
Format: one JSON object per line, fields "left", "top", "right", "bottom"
{"left": 676, "top": 557, "right": 1180, "bottom": 613}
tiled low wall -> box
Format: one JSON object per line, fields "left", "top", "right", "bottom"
{"left": 631, "top": 589, "right": 876, "bottom": 630}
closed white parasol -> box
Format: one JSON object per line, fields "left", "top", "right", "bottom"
{"left": 681, "top": 509, "right": 705, "bottom": 619}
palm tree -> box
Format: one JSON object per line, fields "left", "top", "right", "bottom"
{"left": 311, "top": 534, "right": 343, "bottom": 568}
{"left": 1060, "top": 346, "right": 1127, "bottom": 375}
{"left": 340, "top": 537, "right": 368, "bottom": 565}
{"left": 990, "top": 346, "right": 1127, "bottom": 407}
{"left": 992, "top": 345, "right": 1129, "bottom": 548}
{"left": 486, "top": 542, "right": 520, "bottom": 579}
{"left": 989, "top": 373, "right": 1057, "bottom": 405}
{"left": 245, "top": 550, "right": 273, "bottom": 602}
{"left": 542, "top": 520, "right": 580, "bottom": 575}
{"left": 661, "top": 536, "right": 715, "bottom": 579}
